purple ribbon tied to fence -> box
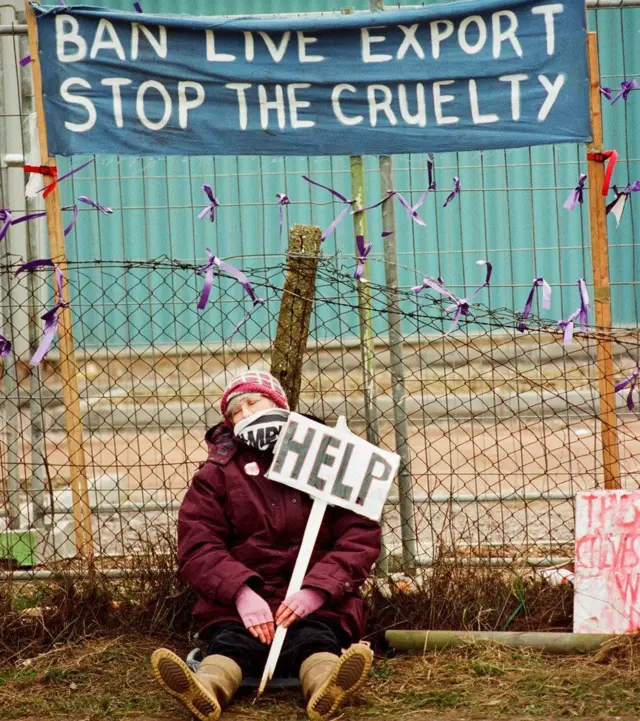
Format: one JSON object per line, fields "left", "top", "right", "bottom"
{"left": 611, "top": 79, "right": 638, "bottom": 105}
{"left": 427, "top": 155, "right": 436, "bottom": 191}
{"left": 0, "top": 209, "right": 55, "bottom": 241}
{"left": 606, "top": 181, "right": 640, "bottom": 227}
{"left": 354, "top": 235, "right": 373, "bottom": 280}
{"left": 62, "top": 205, "right": 79, "bottom": 236}
{"left": 8, "top": 206, "right": 79, "bottom": 237}
{"left": 78, "top": 196, "right": 113, "bottom": 214}
{"left": 276, "top": 193, "right": 290, "bottom": 241}
{"left": 355, "top": 189, "right": 429, "bottom": 227}
{"left": 197, "top": 185, "right": 219, "bottom": 222}
{"left": 518, "top": 278, "right": 552, "bottom": 332}
{"left": 14, "top": 259, "right": 68, "bottom": 366}
{"left": 413, "top": 260, "right": 492, "bottom": 332}
{"left": 443, "top": 177, "right": 461, "bottom": 208}
{"left": 557, "top": 278, "right": 589, "bottom": 345}
{"left": 563, "top": 174, "right": 587, "bottom": 211}
{"left": 615, "top": 369, "right": 640, "bottom": 411}
{"left": 0, "top": 209, "right": 13, "bottom": 242}
{"left": 7, "top": 195, "right": 108, "bottom": 239}
{"left": 302, "top": 176, "right": 353, "bottom": 240}
{"left": 197, "top": 250, "right": 263, "bottom": 309}
{"left": 0, "top": 334, "right": 11, "bottom": 357}
{"left": 197, "top": 250, "right": 265, "bottom": 341}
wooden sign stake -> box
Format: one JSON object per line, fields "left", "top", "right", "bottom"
{"left": 257, "top": 497, "right": 328, "bottom": 695}
{"left": 24, "top": 2, "right": 94, "bottom": 563}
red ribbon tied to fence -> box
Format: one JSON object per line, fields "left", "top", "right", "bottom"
{"left": 586, "top": 149, "right": 618, "bottom": 197}
{"left": 24, "top": 158, "right": 95, "bottom": 200}
{"left": 23, "top": 165, "right": 58, "bottom": 199}
{"left": 14, "top": 259, "right": 68, "bottom": 365}
{"left": 518, "top": 278, "right": 552, "bottom": 333}
{"left": 413, "top": 260, "right": 492, "bottom": 332}
{"left": 557, "top": 278, "right": 589, "bottom": 345}
{"left": 563, "top": 174, "right": 587, "bottom": 211}
{"left": 615, "top": 369, "right": 640, "bottom": 411}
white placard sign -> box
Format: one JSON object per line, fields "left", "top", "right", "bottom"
{"left": 266, "top": 413, "right": 399, "bottom": 521}
{"left": 574, "top": 489, "right": 640, "bottom": 634}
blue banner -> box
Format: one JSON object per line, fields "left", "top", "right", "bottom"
{"left": 33, "top": 0, "right": 591, "bottom": 157}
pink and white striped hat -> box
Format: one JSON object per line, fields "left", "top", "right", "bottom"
{"left": 220, "top": 370, "right": 289, "bottom": 418}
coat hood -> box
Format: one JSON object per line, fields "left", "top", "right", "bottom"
{"left": 204, "top": 422, "right": 239, "bottom": 465}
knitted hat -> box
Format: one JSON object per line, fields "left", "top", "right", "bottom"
{"left": 220, "top": 370, "right": 289, "bottom": 418}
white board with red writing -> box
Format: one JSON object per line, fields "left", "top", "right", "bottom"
{"left": 574, "top": 489, "right": 640, "bottom": 634}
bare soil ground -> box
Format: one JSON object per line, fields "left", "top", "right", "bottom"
{"left": 2, "top": 633, "right": 640, "bottom": 721}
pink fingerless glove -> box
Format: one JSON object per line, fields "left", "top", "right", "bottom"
{"left": 281, "top": 588, "right": 327, "bottom": 619}
{"left": 234, "top": 584, "right": 273, "bottom": 629}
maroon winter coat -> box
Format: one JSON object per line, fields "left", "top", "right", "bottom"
{"left": 178, "top": 422, "right": 382, "bottom": 643}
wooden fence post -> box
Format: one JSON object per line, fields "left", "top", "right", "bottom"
{"left": 271, "top": 224, "right": 322, "bottom": 411}
{"left": 586, "top": 32, "right": 620, "bottom": 490}
{"left": 25, "top": 2, "right": 94, "bottom": 562}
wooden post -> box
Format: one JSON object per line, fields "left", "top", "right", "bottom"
{"left": 369, "top": 0, "right": 415, "bottom": 572}
{"left": 586, "top": 32, "right": 620, "bottom": 490}
{"left": 341, "top": 6, "right": 380, "bottom": 447}
{"left": 350, "top": 156, "right": 381, "bottom": 446}
{"left": 25, "top": 3, "right": 94, "bottom": 561}
{"left": 270, "top": 224, "right": 322, "bottom": 411}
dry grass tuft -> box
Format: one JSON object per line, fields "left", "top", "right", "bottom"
{"left": 365, "top": 563, "right": 573, "bottom": 648}
{"left": 593, "top": 634, "right": 640, "bottom": 668}
{"left": 2, "top": 554, "right": 574, "bottom": 665}
{"left": 0, "top": 535, "right": 196, "bottom": 664}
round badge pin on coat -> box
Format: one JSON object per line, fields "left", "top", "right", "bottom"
{"left": 244, "top": 461, "right": 260, "bottom": 476}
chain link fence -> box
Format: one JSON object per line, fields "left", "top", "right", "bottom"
{"left": 1, "top": 256, "right": 639, "bottom": 583}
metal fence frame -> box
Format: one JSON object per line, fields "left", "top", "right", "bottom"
{"left": 0, "top": 2, "right": 639, "bottom": 589}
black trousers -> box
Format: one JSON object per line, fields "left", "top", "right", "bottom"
{"left": 204, "top": 614, "right": 343, "bottom": 678}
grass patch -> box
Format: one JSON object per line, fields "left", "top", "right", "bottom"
{"left": 2, "top": 634, "right": 640, "bottom": 720}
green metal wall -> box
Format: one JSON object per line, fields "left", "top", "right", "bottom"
{"left": 56, "top": 1, "right": 640, "bottom": 348}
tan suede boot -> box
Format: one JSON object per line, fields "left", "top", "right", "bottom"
{"left": 150, "top": 648, "right": 241, "bottom": 721}
{"left": 300, "top": 643, "right": 374, "bottom": 721}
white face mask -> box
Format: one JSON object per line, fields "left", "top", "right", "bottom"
{"left": 233, "top": 407, "right": 290, "bottom": 452}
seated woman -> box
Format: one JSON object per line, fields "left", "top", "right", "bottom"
{"left": 150, "top": 370, "right": 381, "bottom": 721}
